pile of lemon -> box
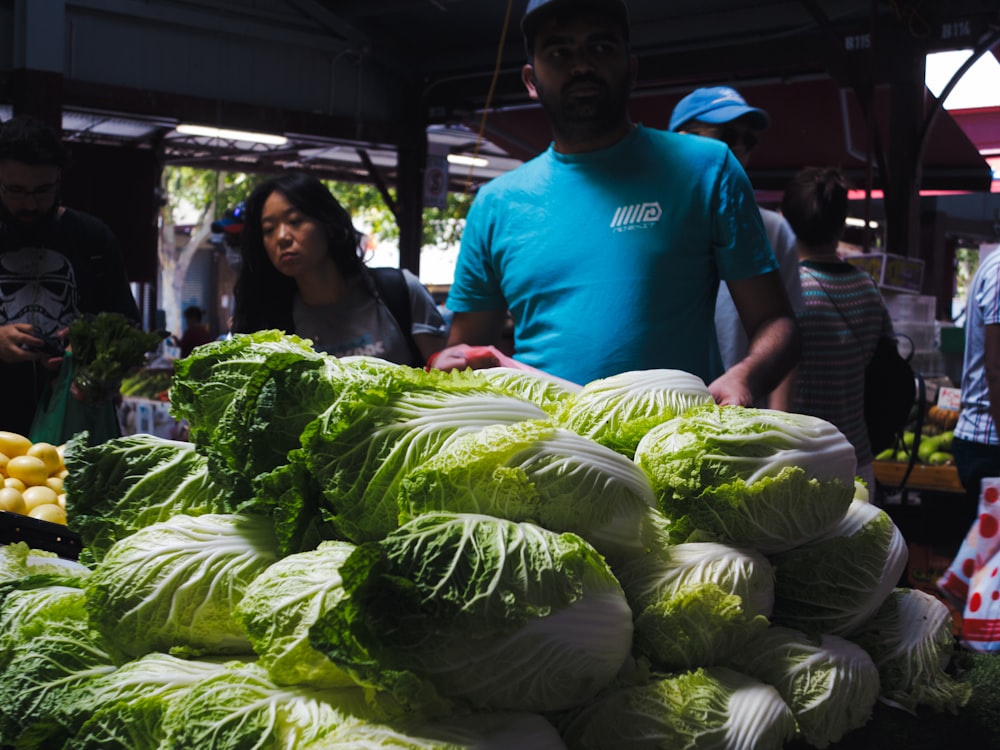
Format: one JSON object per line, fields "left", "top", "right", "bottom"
{"left": 0, "top": 431, "right": 68, "bottom": 525}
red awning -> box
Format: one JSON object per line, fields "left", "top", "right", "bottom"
{"left": 475, "top": 78, "right": 993, "bottom": 195}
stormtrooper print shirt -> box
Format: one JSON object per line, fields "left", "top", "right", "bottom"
{"left": 0, "top": 207, "right": 139, "bottom": 435}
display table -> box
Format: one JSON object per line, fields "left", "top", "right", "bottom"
{"left": 874, "top": 462, "right": 964, "bottom": 494}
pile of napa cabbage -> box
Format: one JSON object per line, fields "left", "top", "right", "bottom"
{"left": 0, "top": 331, "right": 972, "bottom": 750}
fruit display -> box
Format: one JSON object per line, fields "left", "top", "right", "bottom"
{"left": 874, "top": 405, "right": 959, "bottom": 467}
{"left": 0, "top": 431, "right": 68, "bottom": 525}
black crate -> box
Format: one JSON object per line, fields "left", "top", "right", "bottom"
{"left": 0, "top": 510, "right": 81, "bottom": 560}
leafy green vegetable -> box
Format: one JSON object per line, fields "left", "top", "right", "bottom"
{"left": 851, "top": 588, "right": 972, "bottom": 715}
{"left": 84, "top": 513, "right": 279, "bottom": 657}
{"left": 0, "top": 584, "right": 124, "bottom": 747}
{"left": 769, "top": 499, "right": 908, "bottom": 637}
{"left": 301, "top": 710, "right": 566, "bottom": 749}
{"left": 63, "top": 432, "right": 233, "bottom": 565}
{"left": 557, "top": 666, "right": 796, "bottom": 750}
{"left": 69, "top": 312, "right": 165, "bottom": 402}
{"left": 473, "top": 365, "right": 581, "bottom": 415}
{"left": 555, "top": 368, "right": 714, "bottom": 458}
{"left": 309, "top": 512, "right": 634, "bottom": 714}
{"left": 634, "top": 405, "right": 857, "bottom": 551}
{"left": 157, "top": 660, "right": 402, "bottom": 750}
{"left": 235, "top": 541, "right": 358, "bottom": 688}
{"left": 398, "top": 419, "right": 661, "bottom": 562}
{"left": 614, "top": 541, "right": 774, "bottom": 670}
{"left": 295, "top": 371, "right": 547, "bottom": 542}
{"left": 169, "top": 330, "right": 325, "bottom": 450}
{"left": 727, "top": 625, "right": 880, "bottom": 748}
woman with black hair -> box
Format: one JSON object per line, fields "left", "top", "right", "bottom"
{"left": 233, "top": 172, "right": 446, "bottom": 366}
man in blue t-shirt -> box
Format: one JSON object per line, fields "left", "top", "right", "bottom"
{"left": 433, "top": 0, "right": 799, "bottom": 404}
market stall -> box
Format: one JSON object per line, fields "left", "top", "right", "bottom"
{"left": 0, "top": 332, "right": 989, "bottom": 749}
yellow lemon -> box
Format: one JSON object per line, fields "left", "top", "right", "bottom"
{"left": 4, "top": 476, "right": 26, "bottom": 492}
{"left": 22, "top": 485, "right": 59, "bottom": 511}
{"left": 45, "top": 476, "right": 64, "bottom": 494}
{"left": 6, "top": 455, "right": 50, "bottom": 486}
{"left": 0, "top": 451, "right": 8, "bottom": 476}
{"left": 28, "top": 503, "right": 66, "bottom": 525}
{"left": 27, "top": 442, "right": 63, "bottom": 475}
{"left": 0, "top": 432, "right": 31, "bottom": 458}
{"left": 0, "top": 487, "right": 26, "bottom": 514}
{"left": 57, "top": 493, "right": 67, "bottom": 510}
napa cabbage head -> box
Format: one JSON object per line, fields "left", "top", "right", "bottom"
{"left": 851, "top": 588, "right": 972, "bottom": 715}
{"left": 0, "top": 584, "right": 124, "bottom": 748}
{"left": 398, "top": 419, "right": 661, "bottom": 562}
{"left": 557, "top": 666, "right": 796, "bottom": 750}
{"left": 63, "top": 433, "right": 233, "bottom": 565}
{"left": 301, "top": 711, "right": 566, "bottom": 750}
{"left": 555, "top": 369, "right": 714, "bottom": 458}
{"left": 234, "top": 540, "right": 358, "bottom": 688}
{"left": 473, "top": 366, "right": 581, "bottom": 415}
{"left": 769, "top": 499, "right": 908, "bottom": 637}
{"left": 309, "top": 512, "right": 634, "bottom": 714}
{"left": 614, "top": 542, "right": 774, "bottom": 670}
{"left": 634, "top": 405, "right": 857, "bottom": 552}
{"left": 294, "top": 370, "right": 547, "bottom": 542}
{"left": 84, "top": 513, "right": 279, "bottom": 658}
{"left": 727, "top": 625, "right": 880, "bottom": 748}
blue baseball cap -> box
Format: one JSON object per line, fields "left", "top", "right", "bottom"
{"left": 668, "top": 86, "right": 770, "bottom": 132}
{"left": 522, "top": 0, "right": 630, "bottom": 51}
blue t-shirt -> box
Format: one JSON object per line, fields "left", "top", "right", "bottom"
{"left": 447, "top": 125, "right": 776, "bottom": 385}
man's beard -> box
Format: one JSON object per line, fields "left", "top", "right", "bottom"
{"left": 0, "top": 198, "right": 60, "bottom": 237}
{"left": 532, "top": 70, "right": 632, "bottom": 141}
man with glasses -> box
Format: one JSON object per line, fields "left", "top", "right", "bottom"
{"left": 0, "top": 114, "right": 139, "bottom": 437}
{"left": 669, "top": 86, "right": 804, "bottom": 409}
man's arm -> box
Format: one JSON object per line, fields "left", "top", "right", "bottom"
{"left": 710, "top": 271, "right": 800, "bottom": 406}
{"left": 428, "top": 308, "right": 509, "bottom": 371}
{"left": 983, "top": 323, "right": 1000, "bottom": 429}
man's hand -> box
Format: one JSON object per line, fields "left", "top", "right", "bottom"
{"left": 0, "top": 323, "right": 53, "bottom": 364}
{"left": 708, "top": 366, "right": 755, "bottom": 406}
{"left": 427, "top": 344, "right": 503, "bottom": 372}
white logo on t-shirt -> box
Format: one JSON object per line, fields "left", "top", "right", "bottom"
{"left": 610, "top": 202, "right": 662, "bottom": 232}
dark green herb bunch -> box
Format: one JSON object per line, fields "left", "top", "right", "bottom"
{"left": 69, "top": 312, "right": 166, "bottom": 402}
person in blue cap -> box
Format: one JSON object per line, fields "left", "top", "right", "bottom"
{"left": 433, "top": 0, "right": 800, "bottom": 404}
{"left": 670, "top": 86, "right": 805, "bottom": 409}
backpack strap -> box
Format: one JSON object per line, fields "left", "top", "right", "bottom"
{"left": 370, "top": 267, "right": 422, "bottom": 367}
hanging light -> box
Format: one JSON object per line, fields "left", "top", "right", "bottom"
{"left": 175, "top": 124, "right": 288, "bottom": 146}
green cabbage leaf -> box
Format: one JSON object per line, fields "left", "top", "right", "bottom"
{"left": 555, "top": 368, "right": 714, "bottom": 458}
{"left": 634, "top": 405, "right": 856, "bottom": 551}
{"left": 769, "top": 499, "right": 908, "bottom": 637}
{"left": 398, "top": 419, "right": 661, "bottom": 562}
{"left": 614, "top": 541, "right": 774, "bottom": 670}
{"left": 557, "top": 666, "right": 796, "bottom": 750}
{"left": 851, "top": 588, "right": 972, "bottom": 714}
{"left": 84, "top": 513, "right": 279, "bottom": 657}
{"left": 309, "top": 512, "right": 634, "bottom": 714}
{"left": 727, "top": 625, "right": 880, "bottom": 748}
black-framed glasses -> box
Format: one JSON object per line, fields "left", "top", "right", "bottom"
{"left": 0, "top": 182, "right": 59, "bottom": 201}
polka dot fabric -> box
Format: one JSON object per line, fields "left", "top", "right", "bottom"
{"left": 937, "top": 477, "right": 1000, "bottom": 651}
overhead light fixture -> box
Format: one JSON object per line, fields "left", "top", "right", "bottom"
{"left": 447, "top": 153, "right": 489, "bottom": 168}
{"left": 845, "top": 216, "right": 880, "bottom": 230}
{"left": 175, "top": 124, "right": 288, "bottom": 146}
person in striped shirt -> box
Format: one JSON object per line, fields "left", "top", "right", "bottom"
{"left": 953, "top": 246, "right": 1000, "bottom": 529}
{"left": 781, "top": 167, "right": 894, "bottom": 490}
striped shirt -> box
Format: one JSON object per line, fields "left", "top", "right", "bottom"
{"left": 956, "top": 248, "right": 1000, "bottom": 445}
{"left": 795, "top": 260, "right": 893, "bottom": 466}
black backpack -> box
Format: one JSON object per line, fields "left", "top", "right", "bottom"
{"left": 865, "top": 333, "right": 918, "bottom": 456}
{"left": 370, "top": 267, "right": 423, "bottom": 367}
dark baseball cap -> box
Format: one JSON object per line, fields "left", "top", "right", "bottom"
{"left": 522, "top": 0, "right": 630, "bottom": 50}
